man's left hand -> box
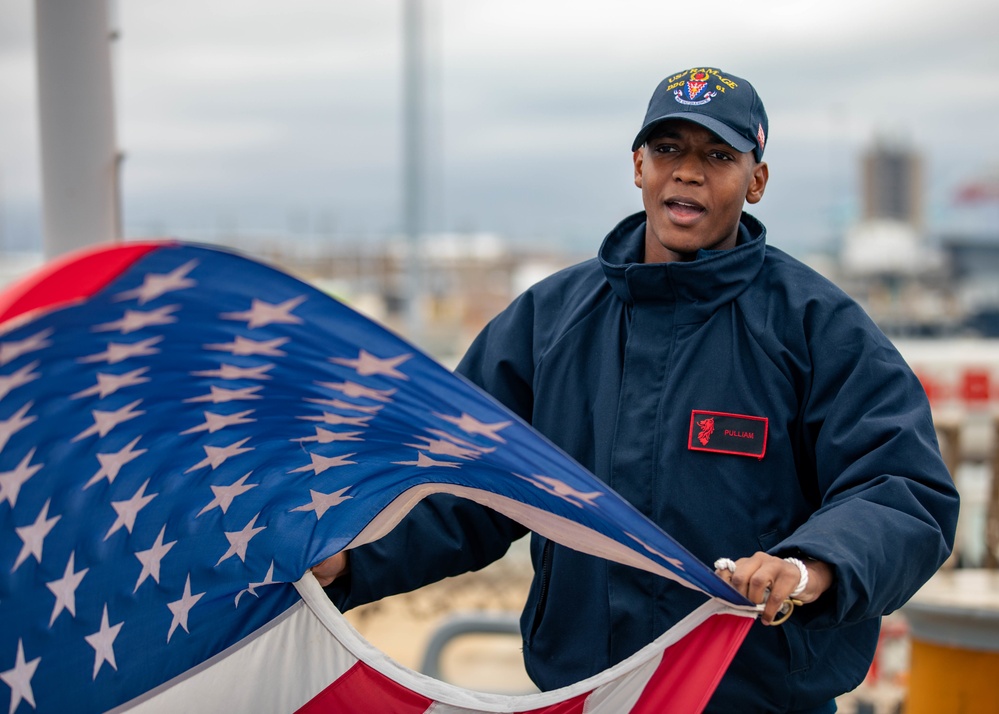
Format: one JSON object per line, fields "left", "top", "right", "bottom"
{"left": 714, "top": 552, "right": 833, "bottom": 625}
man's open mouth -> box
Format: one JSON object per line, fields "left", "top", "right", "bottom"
{"left": 665, "top": 199, "right": 705, "bottom": 220}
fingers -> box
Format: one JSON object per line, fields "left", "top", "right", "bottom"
{"left": 310, "top": 552, "right": 348, "bottom": 587}
{"left": 714, "top": 552, "right": 803, "bottom": 626}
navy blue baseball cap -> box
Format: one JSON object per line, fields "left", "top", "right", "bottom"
{"left": 631, "top": 67, "right": 768, "bottom": 162}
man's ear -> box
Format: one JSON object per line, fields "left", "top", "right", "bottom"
{"left": 745, "top": 161, "right": 769, "bottom": 205}
{"left": 633, "top": 148, "right": 645, "bottom": 189}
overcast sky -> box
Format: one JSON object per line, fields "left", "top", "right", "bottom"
{"left": 2, "top": 0, "right": 998, "bottom": 258}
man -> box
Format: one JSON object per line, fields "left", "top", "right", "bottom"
{"left": 315, "top": 66, "right": 959, "bottom": 712}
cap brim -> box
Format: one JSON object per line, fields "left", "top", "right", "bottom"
{"left": 631, "top": 113, "right": 756, "bottom": 154}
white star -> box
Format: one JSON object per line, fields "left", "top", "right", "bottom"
{"left": 13, "top": 498, "right": 60, "bottom": 570}
{"left": 0, "top": 640, "right": 40, "bottom": 714}
{"left": 297, "top": 412, "right": 373, "bottom": 427}
{"left": 330, "top": 350, "right": 412, "bottom": 379}
{"left": 185, "top": 438, "right": 253, "bottom": 472}
{"left": 0, "top": 361, "right": 40, "bottom": 402}
{"left": 515, "top": 473, "right": 604, "bottom": 509}
{"left": 426, "top": 428, "right": 496, "bottom": 454}
{"left": 180, "top": 409, "right": 256, "bottom": 435}
{"left": 290, "top": 452, "right": 357, "bottom": 475}
{"left": 293, "top": 427, "right": 364, "bottom": 444}
{"left": 45, "top": 551, "right": 89, "bottom": 626}
{"left": 624, "top": 532, "right": 685, "bottom": 570}
{"left": 0, "top": 329, "right": 53, "bottom": 367}
{"left": 235, "top": 562, "right": 277, "bottom": 607}
{"left": 291, "top": 487, "right": 353, "bottom": 519}
{"left": 134, "top": 526, "right": 176, "bottom": 592}
{"left": 394, "top": 452, "right": 462, "bottom": 469}
{"left": 191, "top": 363, "right": 274, "bottom": 381}
{"left": 404, "top": 435, "right": 481, "bottom": 460}
{"left": 304, "top": 397, "right": 382, "bottom": 414}
{"left": 435, "top": 412, "right": 512, "bottom": 443}
{"left": 204, "top": 336, "right": 288, "bottom": 357}
{"left": 215, "top": 514, "right": 266, "bottom": 566}
{"left": 85, "top": 605, "right": 123, "bottom": 679}
{"left": 182, "top": 385, "right": 263, "bottom": 404}
{"left": 166, "top": 575, "right": 205, "bottom": 642}
{"left": 316, "top": 380, "right": 396, "bottom": 402}
{"left": 0, "top": 402, "right": 36, "bottom": 453}
{"left": 104, "top": 479, "right": 157, "bottom": 539}
{"left": 71, "top": 367, "right": 151, "bottom": 400}
{"left": 221, "top": 296, "right": 306, "bottom": 328}
{"left": 93, "top": 304, "right": 180, "bottom": 334}
{"left": 77, "top": 336, "right": 163, "bottom": 365}
{"left": 85, "top": 436, "right": 147, "bottom": 489}
{"left": 197, "top": 472, "right": 257, "bottom": 516}
{"left": 72, "top": 400, "right": 145, "bottom": 442}
{"left": 115, "top": 259, "right": 198, "bottom": 305}
{"left": 0, "top": 448, "right": 43, "bottom": 508}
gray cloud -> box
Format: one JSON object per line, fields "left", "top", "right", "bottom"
{"left": 1, "top": 0, "right": 997, "bottom": 255}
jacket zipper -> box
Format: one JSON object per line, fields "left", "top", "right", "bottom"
{"left": 530, "top": 539, "right": 554, "bottom": 641}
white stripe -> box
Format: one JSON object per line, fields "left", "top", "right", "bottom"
{"left": 582, "top": 650, "right": 662, "bottom": 714}
{"left": 296, "top": 572, "right": 754, "bottom": 713}
{"left": 426, "top": 701, "right": 480, "bottom": 714}
{"left": 346, "top": 483, "right": 725, "bottom": 596}
{"left": 111, "top": 565, "right": 754, "bottom": 713}
{"left": 112, "top": 600, "right": 358, "bottom": 713}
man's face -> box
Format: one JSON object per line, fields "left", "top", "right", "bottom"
{"left": 633, "top": 119, "right": 768, "bottom": 263}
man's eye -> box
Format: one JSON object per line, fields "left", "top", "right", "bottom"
{"left": 710, "top": 151, "right": 733, "bottom": 160}
{"left": 654, "top": 144, "right": 677, "bottom": 153}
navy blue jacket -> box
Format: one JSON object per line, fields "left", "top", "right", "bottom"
{"left": 327, "top": 212, "right": 959, "bottom": 713}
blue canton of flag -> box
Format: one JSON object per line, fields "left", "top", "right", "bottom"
{"left": 0, "top": 242, "right": 747, "bottom": 713}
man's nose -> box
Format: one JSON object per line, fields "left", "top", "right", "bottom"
{"left": 672, "top": 153, "right": 705, "bottom": 184}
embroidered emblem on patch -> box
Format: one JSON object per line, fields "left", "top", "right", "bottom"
{"left": 674, "top": 71, "right": 717, "bottom": 106}
{"left": 696, "top": 417, "right": 715, "bottom": 446}
{"left": 688, "top": 410, "right": 768, "bottom": 459}
{"left": 687, "top": 79, "right": 708, "bottom": 98}
{"left": 757, "top": 123, "right": 766, "bottom": 151}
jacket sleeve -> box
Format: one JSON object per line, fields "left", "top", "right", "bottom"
{"left": 770, "top": 296, "right": 960, "bottom": 628}
{"left": 324, "top": 492, "right": 527, "bottom": 610}
{"left": 325, "top": 293, "right": 541, "bottom": 611}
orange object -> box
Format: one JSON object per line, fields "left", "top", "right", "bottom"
{"left": 906, "top": 639, "right": 999, "bottom": 713}
{"left": 903, "top": 570, "right": 999, "bottom": 714}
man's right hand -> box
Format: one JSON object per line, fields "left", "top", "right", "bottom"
{"left": 311, "top": 552, "right": 348, "bottom": 587}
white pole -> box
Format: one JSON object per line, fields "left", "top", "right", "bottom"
{"left": 34, "top": 0, "right": 120, "bottom": 259}
{"left": 0, "top": 167, "right": 6, "bottom": 253}
{"left": 403, "top": 0, "right": 425, "bottom": 344}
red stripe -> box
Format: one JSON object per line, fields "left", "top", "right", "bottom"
{"left": 0, "top": 241, "right": 167, "bottom": 326}
{"left": 292, "top": 617, "right": 745, "bottom": 714}
{"left": 629, "top": 614, "right": 753, "bottom": 714}
{"left": 295, "top": 661, "right": 433, "bottom": 714}
{"left": 295, "top": 661, "right": 590, "bottom": 714}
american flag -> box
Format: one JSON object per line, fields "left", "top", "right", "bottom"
{"left": 0, "top": 241, "right": 753, "bottom": 713}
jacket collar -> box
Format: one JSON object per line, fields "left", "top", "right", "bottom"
{"left": 599, "top": 211, "right": 768, "bottom": 313}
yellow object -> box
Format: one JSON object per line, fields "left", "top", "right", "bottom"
{"left": 903, "top": 570, "right": 999, "bottom": 714}
{"left": 906, "top": 638, "right": 999, "bottom": 713}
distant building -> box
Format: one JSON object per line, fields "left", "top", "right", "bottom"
{"left": 861, "top": 140, "right": 923, "bottom": 232}
{"left": 243, "top": 231, "right": 584, "bottom": 363}
{"left": 941, "top": 236, "right": 999, "bottom": 337}
{"left": 837, "top": 139, "right": 951, "bottom": 336}
{"left": 833, "top": 138, "right": 999, "bottom": 339}
{"left": 843, "top": 139, "right": 935, "bottom": 278}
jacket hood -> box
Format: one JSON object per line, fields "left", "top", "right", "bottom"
{"left": 598, "top": 211, "right": 768, "bottom": 315}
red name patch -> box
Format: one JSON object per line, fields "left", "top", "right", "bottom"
{"left": 688, "top": 410, "right": 768, "bottom": 459}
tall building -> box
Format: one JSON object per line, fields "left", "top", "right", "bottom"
{"left": 861, "top": 141, "right": 923, "bottom": 232}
